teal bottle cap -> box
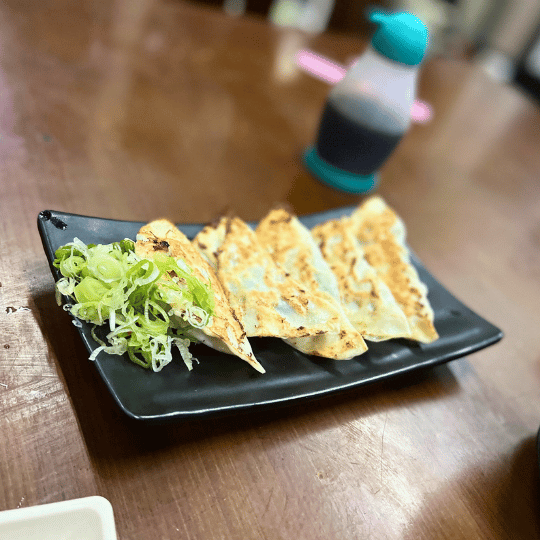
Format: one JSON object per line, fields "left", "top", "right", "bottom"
{"left": 369, "top": 11, "right": 428, "bottom": 66}
{"left": 303, "top": 147, "right": 379, "bottom": 194}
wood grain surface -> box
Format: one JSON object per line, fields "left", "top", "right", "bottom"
{"left": 1, "top": 1, "right": 540, "bottom": 539}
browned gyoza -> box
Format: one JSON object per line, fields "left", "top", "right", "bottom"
{"left": 348, "top": 197, "right": 439, "bottom": 343}
{"left": 312, "top": 217, "right": 411, "bottom": 341}
{"left": 194, "top": 216, "right": 342, "bottom": 339}
{"left": 136, "top": 219, "right": 265, "bottom": 373}
{"left": 255, "top": 208, "right": 368, "bottom": 360}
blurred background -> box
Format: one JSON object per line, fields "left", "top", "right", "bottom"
{"left": 179, "top": 0, "right": 540, "bottom": 103}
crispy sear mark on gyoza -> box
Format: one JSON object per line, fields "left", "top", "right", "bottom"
{"left": 152, "top": 239, "right": 170, "bottom": 251}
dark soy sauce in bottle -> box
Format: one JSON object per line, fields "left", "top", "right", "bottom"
{"left": 315, "top": 95, "right": 406, "bottom": 175}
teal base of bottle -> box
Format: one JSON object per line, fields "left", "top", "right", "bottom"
{"left": 303, "top": 147, "right": 379, "bottom": 194}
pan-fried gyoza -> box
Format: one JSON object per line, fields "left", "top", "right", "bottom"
{"left": 136, "top": 219, "right": 265, "bottom": 373}
{"left": 347, "top": 196, "right": 439, "bottom": 343}
{"left": 311, "top": 217, "right": 411, "bottom": 341}
{"left": 255, "top": 208, "right": 369, "bottom": 360}
{"left": 194, "top": 216, "right": 343, "bottom": 339}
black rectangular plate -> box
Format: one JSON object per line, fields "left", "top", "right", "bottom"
{"left": 38, "top": 208, "right": 503, "bottom": 423}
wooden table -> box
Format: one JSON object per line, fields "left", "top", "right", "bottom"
{"left": 1, "top": 1, "right": 540, "bottom": 538}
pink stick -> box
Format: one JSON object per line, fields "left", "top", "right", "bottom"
{"left": 295, "top": 49, "right": 432, "bottom": 124}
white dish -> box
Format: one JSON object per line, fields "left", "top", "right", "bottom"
{"left": 0, "top": 496, "right": 117, "bottom": 540}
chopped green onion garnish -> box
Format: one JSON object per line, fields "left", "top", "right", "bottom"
{"left": 53, "top": 238, "right": 214, "bottom": 371}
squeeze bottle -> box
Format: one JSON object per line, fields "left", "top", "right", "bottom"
{"left": 303, "top": 11, "right": 429, "bottom": 193}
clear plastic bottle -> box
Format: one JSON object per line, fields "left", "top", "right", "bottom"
{"left": 304, "top": 11, "right": 429, "bottom": 193}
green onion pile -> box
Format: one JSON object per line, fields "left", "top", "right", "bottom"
{"left": 54, "top": 238, "right": 214, "bottom": 371}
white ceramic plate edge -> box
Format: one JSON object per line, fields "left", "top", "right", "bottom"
{"left": 0, "top": 496, "right": 117, "bottom": 540}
